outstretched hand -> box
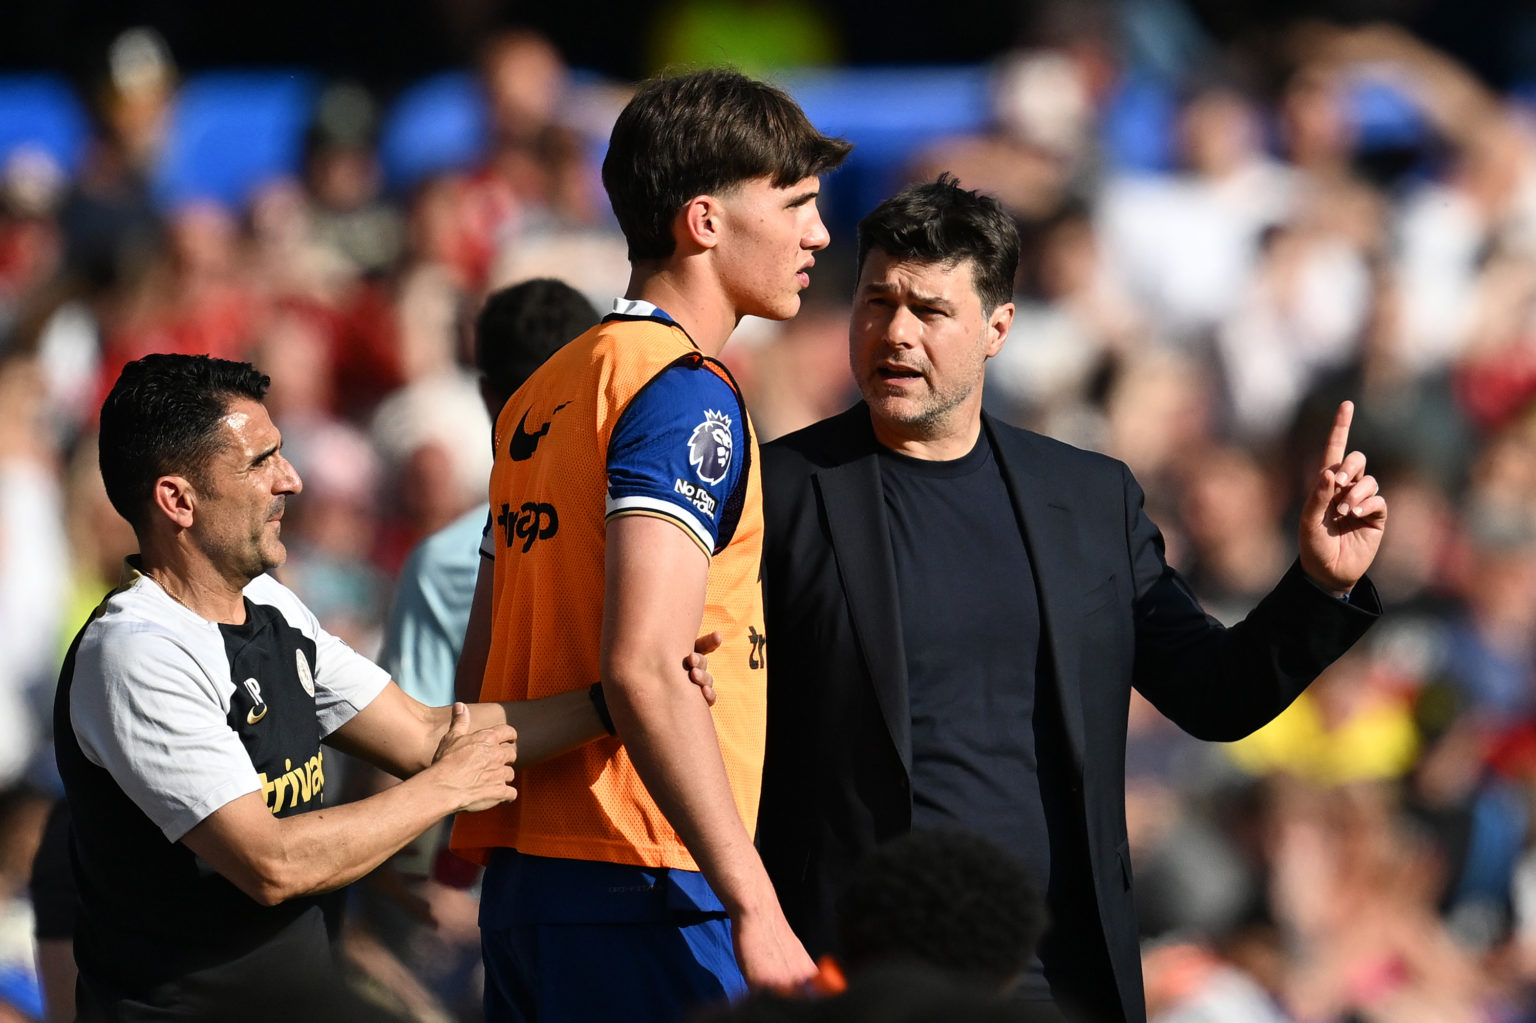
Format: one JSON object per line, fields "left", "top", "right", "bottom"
{"left": 1298, "top": 401, "right": 1387, "bottom": 595}
{"left": 431, "top": 702, "right": 518, "bottom": 814}
{"left": 687, "top": 631, "right": 723, "bottom": 706}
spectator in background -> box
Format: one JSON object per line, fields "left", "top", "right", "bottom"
{"left": 0, "top": 352, "right": 69, "bottom": 788}
{"left": 476, "top": 30, "right": 638, "bottom": 309}
{"left": 302, "top": 81, "right": 404, "bottom": 281}
{"left": 399, "top": 278, "right": 599, "bottom": 709}
{"left": 58, "top": 27, "right": 172, "bottom": 291}
{"left": 101, "top": 198, "right": 255, "bottom": 380}
{"left": 349, "top": 278, "right": 598, "bottom": 1021}
{"left": 1097, "top": 77, "right": 1295, "bottom": 347}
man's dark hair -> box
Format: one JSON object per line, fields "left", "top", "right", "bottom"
{"left": 473, "top": 278, "right": 599, "bottom": 411}
{"left": 836, "top": 829, "right": 1046, "bottom": 992}
{"left": 856, "top": 173, "right": 1019, "bottom": 313}
{"left": 98, "top": 354, "right": 270, "bottom": 531}
{"left": 601, "top": 67, "right": 852, "bottom": 262}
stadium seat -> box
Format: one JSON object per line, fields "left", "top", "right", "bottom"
{"left": 378, "top": 70, "right": 488, "bottom": 195}
{"left": 0, "top": 73, "right": 89, "bottom": 175}
{"left": 152, "top": 70, "right": 318, "bottom": 211}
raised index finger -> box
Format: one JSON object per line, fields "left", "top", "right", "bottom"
{"left": 1323, "top": 400, "right": 1354, "bottom": 469}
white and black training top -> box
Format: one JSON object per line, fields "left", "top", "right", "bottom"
{"left": 53, "top": 561, "right": 389, "bottom": 1009}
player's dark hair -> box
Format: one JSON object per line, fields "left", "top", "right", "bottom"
{"left": 602, "top": 67, "right": 852, "bottom": 262}
{"left": 99, "top": 354, "right": 271, "bottom": 530}
{"left": 836, "top": 829, "right": 1046, "bottom": 992}
{"left": 856, "top": 173, "right": 1019, "bottom": 313}
{"left": 473, "top": 278, "right": 599, "bottom": 411}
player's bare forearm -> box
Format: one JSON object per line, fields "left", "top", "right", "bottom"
{"left": 603, "top": 650, "right": 767, "bottom": 912}
{"left": 462, "top": 691, "right": 604, "bottom": 767}
{"left": 602, "top": 514, "right": 814, "bottom": 989}
{"left": 183, "top": 708, "right": 516, "bottom": 905}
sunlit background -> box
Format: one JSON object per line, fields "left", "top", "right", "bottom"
{"left": 5, "top": 0, "right": 1536, "bottom": 1019}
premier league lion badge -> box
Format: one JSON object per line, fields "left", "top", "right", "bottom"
{"left": 688, "top": 410, "right": 733, "bottom": 486}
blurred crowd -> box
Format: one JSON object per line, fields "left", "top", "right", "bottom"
{"left": 5, "top": 2, "right": 1536, "bottom": 1020}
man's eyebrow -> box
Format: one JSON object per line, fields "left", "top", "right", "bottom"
{"left": 785, "top": 188, "right": 819, "bottom": 207}
{"left": 861, "top": 281, "right": 954, "bottom": 307}
{"left": 250, "top": 442, "right": 280, "bottom": 466}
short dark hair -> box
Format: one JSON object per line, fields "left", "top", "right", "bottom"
{"left": 473, "top": 278, "right": 599, "bottom": 410}
{"left": 836, "top": 829, "right": 1046, "bottom": 991}
{"left": 99, "top": 354, "right": 270, "bottom": 530}
{"left": 602, "top": 68, "right": 852, "bottom": 262}
{"left": 856, "top": 173, "right": 1019, "bottom": 312}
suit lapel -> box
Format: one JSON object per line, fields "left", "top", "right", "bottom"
{"left": 814, "top": 414, "right": 912, "bottom": 772}
{"left": 986, "top": 417, "right": 1088, "bottom": 778}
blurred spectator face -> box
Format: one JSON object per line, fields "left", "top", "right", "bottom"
{"left": 100, "top": 27, "right": 177, "bottom": 169}
{"left": 304, "top": 82, "right": 383, "bottom": 213}
{"left": 397, "top": 439, "right": 463, "bottom": 538}
{"left": 0, "top": 355, "right": 50, "bottom": 459}
{"left": 1368, "top": 475, "right": 1453, "bottom": 604}
{"left": 481, "top": 31, "right": 567, "bottom": 144}
{"left": 310, "top": 147, "right": 379, "bottom": 213}
{"left": 394, "top": 263, "right": 461, "bottom": 382}
{"left": 168, "top": 200, "right": 240, "bottom": 279}
{"left": 249, "top": 181, "right": 312, "bottom": 251}
{"left": 1462, "top": 117, "right": 1532, "bottom": 217}
{"left": 406, "top": 175, "right": 474, "bottom": 274}
{"left": 731, "top": 302, "right": 855, "bottom": 442}
{"left": 0, "top": 151, "right": 65, "bottom": 308}
{"left": 1462, "top": 524, "right": 1536, "bottom": 633}
{"left": 1104, "top": 352, "right": 1214, "bottom": 482}
{"left": 283, "top": 421, "right": 378, "bottom": 561}
{"left": 66, "top": 431, "right": 139, "bottom": 584}
{"left": 255, "top": 308, "right": 336, "bottom": 422}
{"left": 992, "top": 51, "right": 1093, "bottom": 164}
{"left": 1180, "top": 88, "right": 1261, "bottom": 179}
{"left": 1036, "top": 212, "right": 1097, "bottom": 301}
{"left": 1280, "top": 67, "right": 1355, "bottom": 168}
{"left": 1468, "top": 427, "right": 1536, "bottom": 526}
{"left": 1179, "top": 445, "right": 1280, "bottom": 552}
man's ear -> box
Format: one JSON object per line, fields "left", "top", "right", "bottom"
{"left": 984, "top": 301, "right": 1015, "bottom": 359}
{"left": 679, "top": 193, "right": 725, "bottom": 251}
{"left": 151, "top": 475, "right": 197, "bottom": 530}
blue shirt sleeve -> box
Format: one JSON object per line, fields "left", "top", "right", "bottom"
{"left": 606, "top": 361, "right": 748, "bottom": 554}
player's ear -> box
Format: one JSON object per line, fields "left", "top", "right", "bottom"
{"left": 151, "top": 475, "right": 197, "bottom": 529}
{"left": 984, "top": 301, "right": 1014, "bottom": 359}
{"left": 679, "top": 194, "right": 724, "bottom": 251}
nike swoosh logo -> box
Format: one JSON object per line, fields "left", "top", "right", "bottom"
{"left": 508, "top": 401, "right": 572, "bottom": 462}
{"left": 247, "top": 705, "right": 268, "bottom": 725}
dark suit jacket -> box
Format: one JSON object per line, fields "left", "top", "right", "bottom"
{"left": 756, "top": 404, "right": 1380, "bottom": 1022}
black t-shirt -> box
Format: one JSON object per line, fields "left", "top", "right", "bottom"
{"left": 879, "top": 431, "right": 1053, "bottom": 997}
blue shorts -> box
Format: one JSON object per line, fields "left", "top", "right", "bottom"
{"left": 479, "top": 849, "right": 746, "bottom": 1023}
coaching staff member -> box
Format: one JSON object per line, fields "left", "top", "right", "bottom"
{"left": 756, "top": 175, "right": 1387, "bottom": 1022}
{"left": 55, "top": 353, "right": 665, "bottom": 1021}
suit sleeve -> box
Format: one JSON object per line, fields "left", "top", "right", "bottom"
{"left": 1123, "top": 462, "right": 1381, "bottom": 741}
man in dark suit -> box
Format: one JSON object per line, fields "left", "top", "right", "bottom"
{"left": 756, "top": 175, "right": 1387, "bottom": 1022}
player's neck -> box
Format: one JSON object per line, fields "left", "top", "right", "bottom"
{"left": 625, "top": 263, "right": 736, "bottom": 357}
{"left": 140, "top": 545, "right": 250, "bottom": 625}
